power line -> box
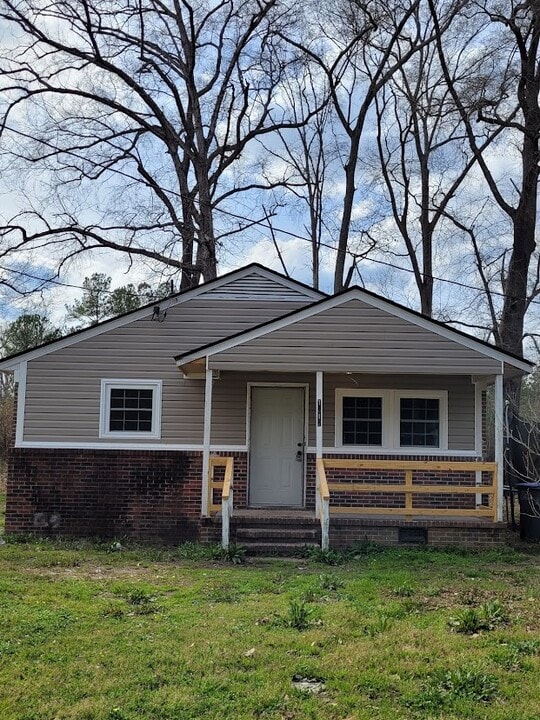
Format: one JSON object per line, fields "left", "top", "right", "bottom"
{"left": 1, "top": 227, "right": 540, "bottom": 312}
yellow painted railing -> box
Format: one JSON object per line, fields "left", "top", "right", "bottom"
{"left": 208, "top": 456, "right": 234, "bottom": 548}
{"left": 319, "top": 459, "right": 498, "bottom": 522}
{"left": 208, "top": 456, "right": 234, "bottom": 512}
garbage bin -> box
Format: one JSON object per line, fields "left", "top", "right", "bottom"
{"left": 516, "top": 483, "right": 540, "bottom": 540}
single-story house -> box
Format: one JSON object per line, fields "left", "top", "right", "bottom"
{"left": 0, "top": 264, "right": 533, "bottom": 550}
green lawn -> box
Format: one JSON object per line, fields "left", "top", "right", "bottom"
{"left": 0, "top": 539, "right": 539, "bottom": 720}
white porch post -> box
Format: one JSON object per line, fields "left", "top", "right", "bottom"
{"left": 315, "top": 371, "right": 323, "bottom": 517}
{"left": 201, "top": 364, "right": 213, "bottom": 517}
{"left": 494, "top": 370, "right": 504, "bottom": 522}
{"left": 474, "top": 380, "right": 484, "bottom": 508}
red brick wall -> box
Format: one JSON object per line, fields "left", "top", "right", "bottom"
{"left": 5, "top": 447, "right": 251, "bottom": 542}
{"left": 6, "top": 448, "right": 206, "bottom": 542}
{"left": 329, "top": 517, "right": 507, "bottom": 549}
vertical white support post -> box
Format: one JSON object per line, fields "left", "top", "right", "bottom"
{"left": 474, "top": 381, "right": 483, "bottom": 507}
{"left": 222, "top": 494, "right": 230, "bottom": 549}
{"left": 201, "top": 364, "right": 213, "bottom": 517}
{"left": 494, "top": 371, "right": 504, "bottom": 523}
{"left": 315, "top": 371, "right": 323, "bottom": 517}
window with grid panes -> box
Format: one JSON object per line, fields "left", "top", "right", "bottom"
{"left": 342, "top": 395, "right": 383, "bottom": 446}
{"left": 108, "top": 387, "right": 154, "bottom": 432}
{"left": 399, "top": 397, "right": 440, "bottom": 447}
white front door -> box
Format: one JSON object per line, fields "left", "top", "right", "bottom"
{"left": 249, "top": 386, "right": 305, "bottom": 507}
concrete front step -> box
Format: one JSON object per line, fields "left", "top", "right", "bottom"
{"left": 240, "top": 541, "right": 320, "bottom": 556}
{"left": 236, "top": 527, "right": 320, "bottom": 541}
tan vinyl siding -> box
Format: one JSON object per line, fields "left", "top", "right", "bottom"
{"left": 208, "top": 299, "right": 502, "bottom": 374}
{"left": 23, "top": 298, "right": 308, "bottom": 443}
{"left": 200, "top": 273, "right": 318, "bottom": 301}
{"left": 323, "top": 374, "right": 475, "bottom": 451}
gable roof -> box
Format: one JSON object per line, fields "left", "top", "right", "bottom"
{"left": 0, "top": 264, "right": 325, "bottom": 370}
{"left": 175, "top": 284, "right": 534, "bottom": 374}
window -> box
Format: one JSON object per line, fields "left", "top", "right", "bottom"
{"left": 342, "top": 395, "right": 383, "bottom": 446}
{"left": 100, "top": 380, "right": 162, "bottom": 439}
{"left": 335, "top": 389, "right": 448, "bottom": 451}
{"left": 400, "top": 397, "right": 440, "bottom": 448}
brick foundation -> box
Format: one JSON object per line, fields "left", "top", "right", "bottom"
{"left": 6, "top": 448, "right": 206, "bottom": 542}
{"left": 329, "top": 516, "right": 507, "bottom": 549}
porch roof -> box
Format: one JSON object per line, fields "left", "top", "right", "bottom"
{"left": 175, "top": 288, "right": 533, "bottom": 376}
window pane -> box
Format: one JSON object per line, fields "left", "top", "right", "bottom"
{"left": 399, "top": 398, "right": 440, "bottom": 447}
{"left": 108, "top": 387, "right": 154, "bottom": 433}
{"left": 342, "top": 396, "right": 382, "bottom": 445}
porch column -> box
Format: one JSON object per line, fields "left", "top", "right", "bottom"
{"left": 201, "top": 364, "right": 213, "bottom": 517}
{"left": 315, "top": 371, "right": 323, "bottom": 516}
{"left": 473, "top": 380, "right": 485, "bottom": 508}
{"left": 494, "top": 370, "right": 504, "bottom": 522}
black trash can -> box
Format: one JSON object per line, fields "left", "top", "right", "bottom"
{"left": 516, "top": 483, "right": 540, "bottom": 540}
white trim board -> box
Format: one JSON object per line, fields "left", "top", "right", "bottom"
{"left": 14, "top": 439, "right": 478, "bottom": 457}
{"left": 15, "top": 441, "right": 249, "bottom": 451}
{"left": 0, "top": 265, "right": 323, "bottom": 371}
{"left": 176, "top": 287, "right": 531, "bottom": 373}
{"left": 15, "top": 361, "right": 27, "bottom": 446}
{"left": 305, "top": 447, "right": 480, "bottom": 457}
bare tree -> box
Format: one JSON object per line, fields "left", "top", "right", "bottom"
{"left": 371, "top": 6, "right": 505, "bottom": 317}
{"left": 258, "top": 66, "right": 338, "bottom": 289}
{"left": 283, "top": 0, "right": 455, "bottom": 292}
{"left": 428, "top": 0, "right": 540, "bottom": 362}
{"left": 0, "top": 0, "right": 313, "bottom": 289}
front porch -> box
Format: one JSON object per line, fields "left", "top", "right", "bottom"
{"left": 206, "top": 455, "right": 506, "bottom": 551}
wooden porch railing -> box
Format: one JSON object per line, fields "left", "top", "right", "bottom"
{"left": 316, "top": 459, "right": 498, "bottom": 547}
{"left": 208, "top": 456, "right": 234, "bottom": 549}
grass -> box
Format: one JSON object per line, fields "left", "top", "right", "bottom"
{"left": 0, "top": 536, "right": 539, "bottom": 719}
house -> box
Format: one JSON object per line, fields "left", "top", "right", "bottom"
{"left": 0, "top": 264, "right": 533, "bottom": 551}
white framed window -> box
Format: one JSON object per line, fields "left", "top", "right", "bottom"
{"left": 100, "top": 379, "right": 162, "bottom": 439}
{"left": 335, "top": 389, "right": 448, "bottom": 451}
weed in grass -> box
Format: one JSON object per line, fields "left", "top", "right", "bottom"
{"left": 492, "top": 639, "right": 540, "bottom": 670}
{"left": 363, "top": 612, "right": 393, "bottom": 637}
{"left": 318, "top": 573, "right": 345, "bottom": 591}
{"left": 101, "top": 601, "right": 126, "bottom": 619}
{"left": 348, "top": 540, "right": 385, "bottom": 557}
{"left": 302, "top": 546, "right": 346, "bottom": 565}
{"left": 392, "top": 583, "right": 414, "bottom": 597}
{"left": 299, "top": 587, "right": 321, "bottom": 603}
{"left": 211, "top": 542, "right": 246, "bottom": 564}
{"left": 451, "top": 607, "right": 484, "bottom": 634}
{"left": 205, "top": 584, "right": 241, "bottom": 604}
{"left": 176, "top": 541, "right": 215, "bottom": 560}
{"left": 125, "top": 588, "right": 155, "bottom": 605}
{"left": 278, "top": 599, "right": 318, "bottom": 630}
{"left": 409, "top": 668, "right": 499, "bottom": 711}
{"left": 450, "top": 599, "right": 508, "bottom": 634}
